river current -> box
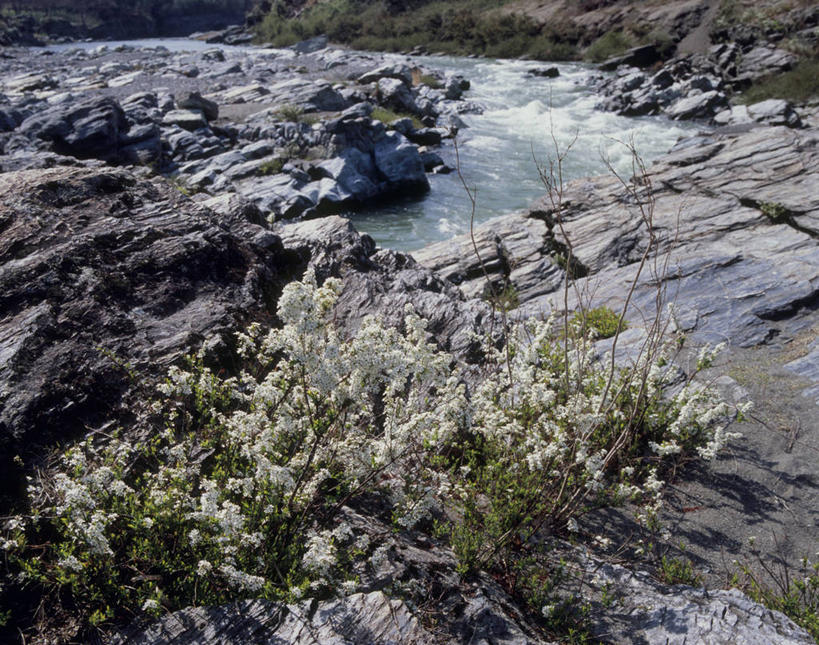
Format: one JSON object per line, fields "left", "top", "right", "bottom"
{"left": 48, "top": 39, "right": 700, "bottom": 252}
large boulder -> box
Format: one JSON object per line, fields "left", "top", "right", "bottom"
{"left": 373, "top": 131, "right": 429, "bottom": 195}
{"left": 17, "top": 96, "right": 127, "bottom": 161}
{"left": 377, "top": 77, "right": 419, "bottom": 114}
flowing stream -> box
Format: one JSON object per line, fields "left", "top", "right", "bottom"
{"left": 47, "top": 40, "right": 701, "bottom": 252}
{"left": 350, "top": 55, "right": 700, "bottom": 251}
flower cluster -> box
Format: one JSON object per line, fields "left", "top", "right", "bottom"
{"left": 3, "top": 270, "right": 744, "bottom": 631}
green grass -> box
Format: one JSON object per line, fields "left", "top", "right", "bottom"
{"left": 419, "top": 73, "right": 443, "bottom": 89}
{"left": 738, "top": 58, "right": 819, "bottom": 105}
{"left": 732, "top": 556, "right": 819, "bottom": 642}
{"left": 570, "top": 306, "right": 626, "bottom": 339}
{"left": 584, "top": 30, "right": 634, "bottom": 63}
{"left": 371, "top": 106, "right": 423, "bottom": 130}
{"left": 258, "top": 158, "right": 285, "bottom": 176}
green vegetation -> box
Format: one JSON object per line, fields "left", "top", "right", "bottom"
{"left": 584, "top": 30, "right": 634, "bottom": 63}
{"left": 570, "top": 305, "right": 626, "bottom": 339}
{"left": 272, "top": 104, "right": 319, "bottom": 124}
{"left": 758, "top": 201, "right": 789, "bottom": 221}
{"left": 659, "top": 554, "right": 702, "bottom": 586}
{"left": 419, "top": 73, "right": 444, "bottom": 89}
{"left": 371, "top": 106, "right": 424, "bottom": 130}
{"left": 733, "top": 555, "right": 819, "bottom": 641}
{"left": 738, "top": 59, "right": 819, "bottom": 105}
{"left": 255, "top": 0, "right": 579, "bottom": 60}
{"left": 258, "top": 158, "right": 285, "bottom": 176}
{"left": 1, "top": 269, "right": 743, "bottom": 642}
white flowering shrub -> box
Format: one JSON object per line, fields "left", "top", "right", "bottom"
{"left": 440, "top": 315, "right": 743, "bottom": 574}
{"left": 1, "top": 270, "right": 744, "bottom": 636}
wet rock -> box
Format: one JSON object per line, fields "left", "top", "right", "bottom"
{"left": 316, "top": 148, "right": 379, "bottom": 202}
{"left": 373, "top": 131, "right": 429, "bottom": 195}
{"left": 528, "top": 67, "right": 560, "bottom": 78}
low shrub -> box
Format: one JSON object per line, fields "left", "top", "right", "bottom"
{"left": 584, "top": 30, "right": 634, "bottom": 63}
{"left": 1, "top": 268, "right": 745, "bottom": 639}
{"left": 570, "top": 305, "right": 625, "bottom": 339}
{"left": 732, "top": 551, "right": 819, "bottom": 641}
{"left": 738, "top": 58, "right": 819, "bottom": 105}
{"left": 255, "top": 0, "right": 579, "bottom": 61}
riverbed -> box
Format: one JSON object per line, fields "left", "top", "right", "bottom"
{"left": 42, "top": 39, "right": 700, "bottom": 252}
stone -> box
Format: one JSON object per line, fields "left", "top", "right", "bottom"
{"left": 18, "top": 95, "right": 126, "bottom": 161}
{"left": 528, "top": 67, "right": 560, "bottom": 78}
{"left": 291, "top": 34, "right": 329, "bottom": 54}
{"left": 4, "top": 72, "right": 57, "bottom": 94}
{"left": 0, "top": 166, "right": 299, "bottom": 507}
{"left": 747, "top": 99, "right": 802, "bottom": 128}
{"left": 373, "top": 131, "right": 429, "bottom": 195}
{"left": 162, "top": 109, "right": 209, "bottom": 131}
{"left": 316, "top": 148, "right": 379, "bottom": 202}
{"left": 377, "top": 77, "right": 419, "bottom": 115}
{"left": 584, "top": 556, "right": 815, "bottom": 645}
{"left": 0, "top": 107, "right": 22, "bottom": 132}
{"left": 599, "top": 44, "right": 662, "bottom": 71}
{"left": 114, "top": 592, "right": 433, "bottom": 645}
{"left": 667, "top": 90, "right": 727, "bottom": 120}
{"left": 358, "top": 63, "right": 414, "bottom": 86}
{"left": 737, "top": 45, "right": 796, "bottom": 82}
{"left": 268, "top": 78, "right": 347, "bottom": 112}
{"left": 176, "top": 91, "right": 219, "bottom": 121}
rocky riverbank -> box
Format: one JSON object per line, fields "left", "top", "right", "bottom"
{"left": 1, "top": 33, "right": 818, "bottom": 645}
{"left": 0, "top": 40, "right": 475, "bottom": 223}
{"left": 413, "top": 106, "right": 819, "bottom": 612}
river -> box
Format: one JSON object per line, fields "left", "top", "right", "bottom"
{"left": 47, "top": 39, "right": 700, "bottom": 252}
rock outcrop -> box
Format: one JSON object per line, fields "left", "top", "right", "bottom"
{"left": 415, "top": 121, "right": 819, "bottom": 352}
{"left": 0, "top": 167, "right": 297, "bottom": 507}
{"left": 115, "top": 507, "right": 816, "bottom": 644}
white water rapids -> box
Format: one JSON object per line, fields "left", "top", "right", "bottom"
{"left": 350, "top": 55, "right": 700, "bottom": 251}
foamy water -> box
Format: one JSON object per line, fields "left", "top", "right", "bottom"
{"left": 349, "top": 56, "right": 701, "bottom": 251}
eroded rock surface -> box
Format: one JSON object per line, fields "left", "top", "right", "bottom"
{"left": 415, "top": 120, "right": 819, "bottom": 354}
{"left": 0, "top": 167, "right": 298, "bottom": 505}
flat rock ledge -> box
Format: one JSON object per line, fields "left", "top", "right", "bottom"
{"left": 113, "top": 592, "right": 433, "bottom": 645}
{"left": 415, "top": 117, "right": 819, "bottom": 360}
